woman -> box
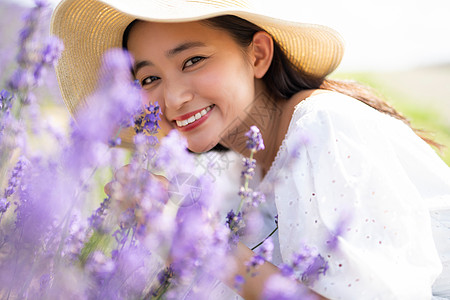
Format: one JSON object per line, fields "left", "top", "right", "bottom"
{"left": 51, "top": 0, "right": 450, "bottom": 298}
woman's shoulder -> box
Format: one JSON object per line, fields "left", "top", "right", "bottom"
{"left": 286, "top": 89, "right": 383, "bottom": 129}
{"left": 290, "top": 89, "right": 372, "bottom": 116}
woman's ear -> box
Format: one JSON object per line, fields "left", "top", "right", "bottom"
{"left": 250, "top": 31, "right": 274, "bottom": 79}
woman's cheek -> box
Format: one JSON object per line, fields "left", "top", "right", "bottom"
{"left": 140, "top": 89, "right": 153, "bottom": 106}
{"left": 159, "top": 114, "right": 173, "bottom": 135}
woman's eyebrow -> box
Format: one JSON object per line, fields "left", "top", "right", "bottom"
{"left": 133, "top": 60, "right": 152, "bottom": 75}
{"left": 166, "top": 41, "right": 207, "bottom": 58}
{"left": 133, "top": 41, "right": 207, "bottom": 74}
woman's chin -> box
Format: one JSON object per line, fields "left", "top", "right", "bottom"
{"left": 187, "top": 145, "right": 214, "bottom": 154}
{"left": 187, "top": 140, "right": 219, "bottom": 154}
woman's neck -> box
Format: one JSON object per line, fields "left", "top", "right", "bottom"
{"left": 224, "top": 81, "right": 289, "bottom": 176}
{"left": 227, "top": 86, "right": 324, "bottom": 177}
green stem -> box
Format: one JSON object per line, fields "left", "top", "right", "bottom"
{"left": 237, "top": 150, "right": 255, "bottom": 213}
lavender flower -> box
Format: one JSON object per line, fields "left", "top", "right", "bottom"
{"left": 0, "top": 198, "right": 9, "bottom": 214}
{"left": 64, "top": 49, "right": 141, "bottom": 176}
{"left": 108, "top": 137, "right": 122, "bottom": 147}
{"left": 0, "top": 156, "right": 27, "bottom": 220}
{"left": 0, "top": 6, "right": 347, "bottom": 296}
{"left": 246, "top": 237, "right": 274, "bottom": 275}
{"left": 279, "top": 244, "right": 328, "bottom": 286}
{"left": 259, "top": 237, "right": 274, "bottom": 262}
{"left": 62, "top": 215, "right": 90, "bottom": 262}
{"left": 41, "top": 36, "right": 64, "bottom": 65}
{"left": 86, "top": 250, "right": 116, "bottom": 285}
{"left": 8, "top": 0, "right": 60, "bottom": 100}
{"left": 113, "top": 208, "right": 138, "bottom": 249}
{"left": 0, "top": 89, "right": 11, "bottom": 101}
{"left": 241, "top": 157, "right": 256, "bottom": 178}
{"left": 250, "top": 191, "right": 265, "bottom": 207}
{"left": 7, "top": 69, "right": 31, "bottom": 92}
{"left": 33, "top": 36, "right": 64, "bottom": 85}
{"left": 35, "top": 0, "right": 49, "bottom": 7}
{"left": 166, "top": 175, "right": 230, "bottom": 298}
{"left": 226, "top": 210, "right": 245, "bottom": 244}
{"left": 0, "top": 89, "right": 13, "bottom": 113}
{"left": 300, "top": 253, "right": 328, "bottom": 285}
{"left": 152, "top": 130, "right": 193, "bottom": 178}
{"left": 134, "top": 101, "right": 161, "bottom": 137}
{"left": 246, "top": 253, "right": 265, "bottom": 275}
{"left": 133, "top": 101, "right": 161, "bottom": 159}
{"left": 73, "top": 49, "right": 141, "bottom": 145}
{"left": 236, "top": 126, "right": 267, "bottom": 214}
{"left": 234, "top": 274, "right": 245, "bottom": 291}
{"left": 326, "top": 213, "right": 350, "bottom": 251}
{"left": 245, "top": 125, "right": 265, "bottom": 152}
{"left": 148, "top": 266, "right": 174, "bottom": 298}
{"left": 88, "top": 196, "right": 111, "bottom": 232}
{"left": 94, "top": 246, "right": 156, "bottom": 299}
{"left": 4, "top": 156, "right": 27, "bottom": 198}
{"left": 263, "top": 274, "right": 313, "bottom": 300}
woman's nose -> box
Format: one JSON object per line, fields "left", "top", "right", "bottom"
{"left": 163, "top": 77, "right": 193, "bottom": 111}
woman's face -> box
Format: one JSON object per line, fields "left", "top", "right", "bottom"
{"left": 127, "top": 20, "right": 258, "bottom": 153}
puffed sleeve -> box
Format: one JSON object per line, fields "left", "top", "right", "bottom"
{"left": 273, "top": 92, "right": 448, "bottom": 299}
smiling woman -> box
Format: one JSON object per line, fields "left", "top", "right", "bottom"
{"left": 50, "top": 0, "right": 450, "bottom": 299}
{"left": 124, "top": 20, "right": 267, "bottom": 154}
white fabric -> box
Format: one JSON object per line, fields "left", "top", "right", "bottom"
{"left": 204, "top": 92, "right": 450, "bottom": 299}
{"left": 260, "top": 92, "right": 450, "bottom": 299}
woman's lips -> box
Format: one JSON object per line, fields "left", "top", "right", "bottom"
{"left": 174, "top": 104, "right": 214, "bottom": 132}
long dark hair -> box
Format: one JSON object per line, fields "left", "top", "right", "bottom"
{"left": 201, "top": 15, "right": 440, "bottom": 147}
{"left": 123, "top": 16, "right": 438, "bottom": 147}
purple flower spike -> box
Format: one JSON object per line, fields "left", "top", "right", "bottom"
{"left": 245, "top": 125, "right": 265, "bottom": 152}
{"left": 250, "top": 191, "right": 266, "bottom": 207}
{"left": 8, "top": 69, "right": 30, "bottom": 91}
{"left": 286, "top": 244, "right": 329, "bottom": 285}
{"left": 241, "top": 157, "right": 256, "bottom": 178}
{"left": 226, "top": 210, "right": 245, "bottom": 242}
{"left": 134, "top": 101, "right": 161, "bottom": 138}
{"left": 258, "top": 237, "right": 274, "bottom": 262}
{"left": 41, "top": 36, "right": 64, "bottom": 65}
{"left": 246, "top": 237, "right": 274, "bottom": 276}
{"left": 86, "top": 251, "right": 116, "bottom": 284}
{"left": 88, "top": 196, "right": 111, "bottom": 232}
{"left": 34, "top": 0, "right": 49, "bottom": 8}
{"left": 3, "top": 156, "right": 28, "bottom": 199}
{"left": 0, "top": 89, "right": 12, "bottom": 102}
{"left": 301, "top": 253, "right": 328, "bottom": 284}
{"left": 0, "top": 198, "right": 10, "bottom": 214}
{"left": 263, "top": 274, "right": 313, "bottom": 300}
{"left": 234, "top": 274, "right": 245, "bottom": 291}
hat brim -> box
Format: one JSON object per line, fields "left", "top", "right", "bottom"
{"left": 51, "top": 0, "right": 344, "bottom": 148}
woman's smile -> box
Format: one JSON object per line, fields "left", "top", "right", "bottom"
{"left": 127, "top": 21, "right": 257, "bottom": 152}
{"left": 174, "top": 104, "right": 215, "bottom": 131}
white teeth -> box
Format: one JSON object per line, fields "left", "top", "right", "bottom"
{"left": 176, "top": 105, "right": 213, "bottom": 127}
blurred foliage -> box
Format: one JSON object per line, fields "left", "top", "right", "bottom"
{"left": 332, "top": 71, "right": 450, "bottom": 166}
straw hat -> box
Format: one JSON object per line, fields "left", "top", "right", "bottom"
{"left": 51, "top": 0, "right": 344, "bottom": 147}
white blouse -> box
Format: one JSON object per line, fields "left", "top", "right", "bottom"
{"left": 204, "top": 92, "right": 450, "bottom": 299}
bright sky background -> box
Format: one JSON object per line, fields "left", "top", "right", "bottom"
{"left": 14, "top": 0, "right": 450, "bottom": 72}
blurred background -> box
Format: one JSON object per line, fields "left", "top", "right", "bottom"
{"left": 1, "top": 0, "right": 450, "bottom": 164}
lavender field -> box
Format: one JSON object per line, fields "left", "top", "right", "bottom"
{"left": 0, "top": 1, "right": 448, "bottom": 299}
{"left": 0, "top": 1, "right": 336, "bottom": 298}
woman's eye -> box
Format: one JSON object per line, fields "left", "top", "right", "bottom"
{"left": 183, "top": 56, "right": 205, "bottom": 69}
{"left": 141, "top": 76, "right": 159, "bottom": 86}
